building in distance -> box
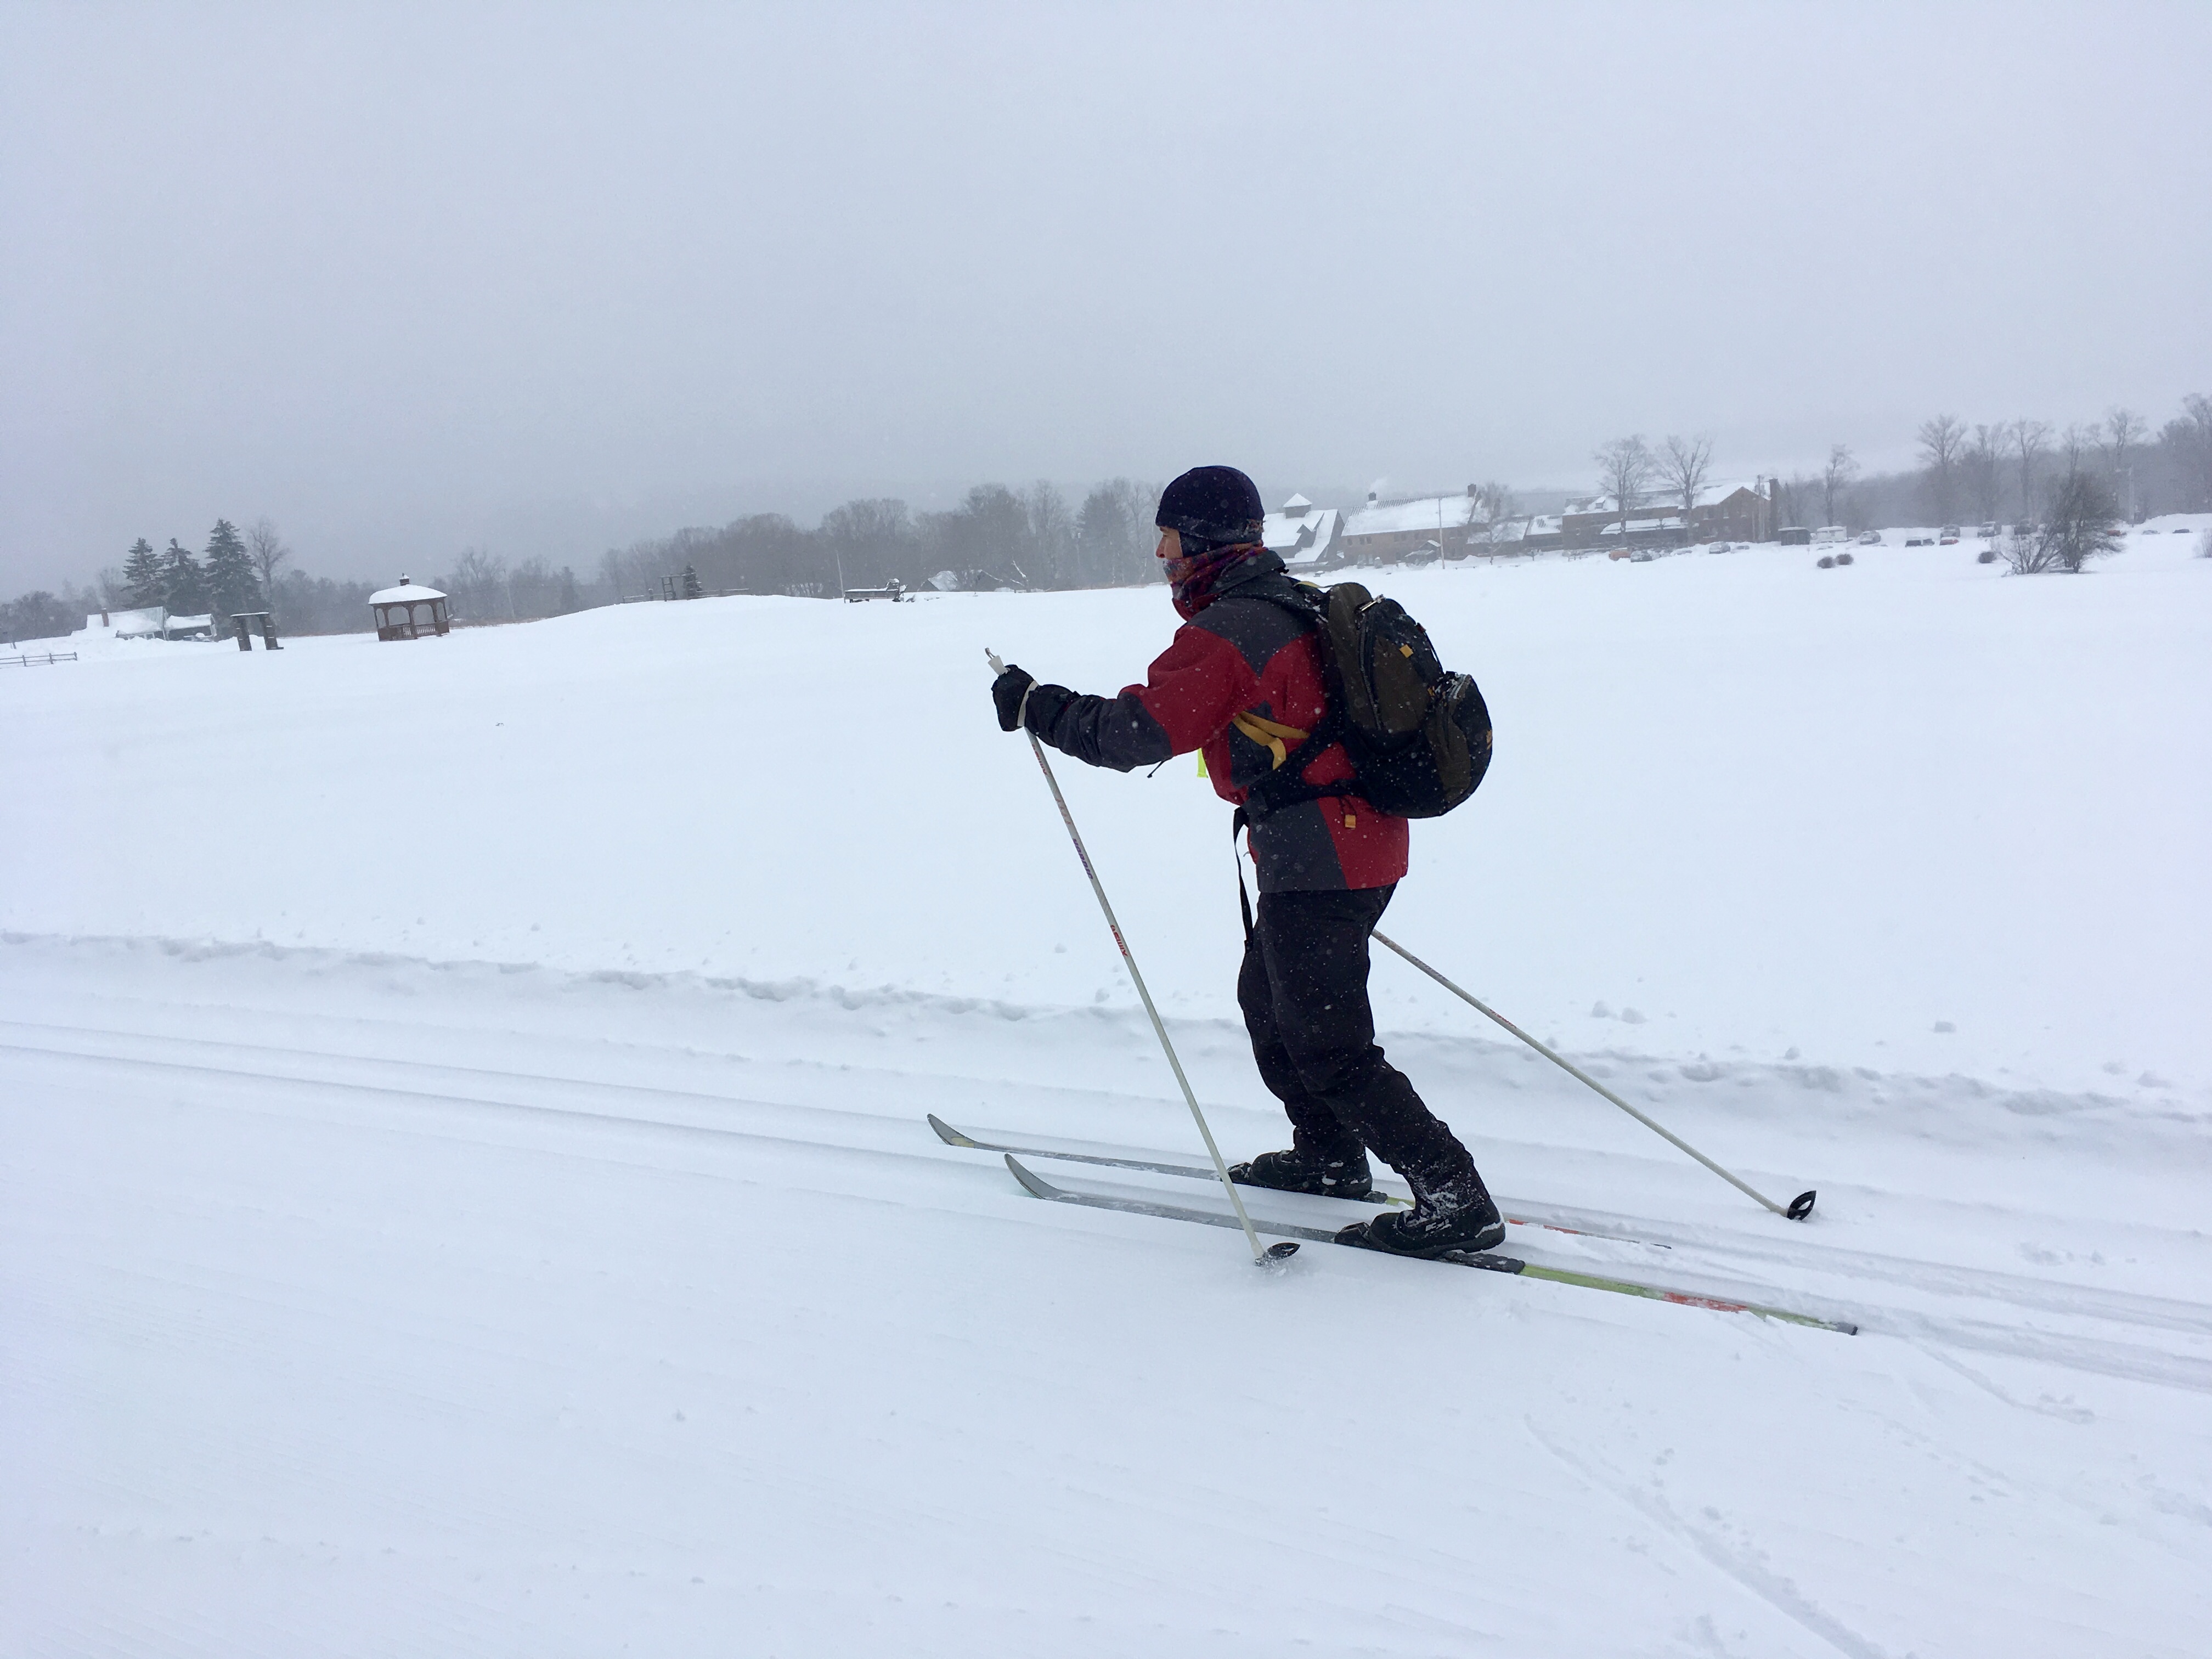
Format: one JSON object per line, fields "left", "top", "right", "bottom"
{"left": 1565, "top": 479, "right": 1780, "bottom": 551}
{"left": 1340, "top": 487, "right": 1488, "bottom": 565}
{"left": 1262, "top": 494, "right": 1346, "bottom": 572}
{"left": 370, "top": 578, "right": 452, "bottom": 641}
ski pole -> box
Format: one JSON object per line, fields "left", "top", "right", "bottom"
{"left": 1371, "top": 931, "right": 1816, "bottom": 1222}
{"left": 987, "top": 649, "right": 1294, "bottom": 1264}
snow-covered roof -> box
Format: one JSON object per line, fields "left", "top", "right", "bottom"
{"left": 1694, "top": 479, "right": 1765, "bottom": 508}
{"left": 1570, "top": 493, "right": 1649, "bottom": 516}
{"left": 1263, "top": 505, "right": 1340, "bottom": 557}
{"left": 103, "top": 606, "right": 166, "bottom": 636}
{"left": 1344, "top": 495, "right": 1480, "bottom": 538}
{"left": 1578, "top": 480, "right": 1765, "bottom": 515}
{"left": 370, "top": 583, "right": 448, "bottom": 606}
{"left": 1280, "top": 493, "right": 1313, "bottom": 514}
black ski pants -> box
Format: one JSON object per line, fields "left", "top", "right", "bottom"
{"left": 1235, "top": 884, "right": 1469, "bottom": 1180}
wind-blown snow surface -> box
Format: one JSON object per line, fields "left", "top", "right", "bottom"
{"left": 5, "top": 535, "right": 2210, "bottom": 1655}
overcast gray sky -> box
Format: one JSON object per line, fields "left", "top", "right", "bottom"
{"left": 4, "top": 1, "right": 2207, "bottom": 590}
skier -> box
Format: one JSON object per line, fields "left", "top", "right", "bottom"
{"left": 989, "top": 465, "right": 1505, "bottom": 1257}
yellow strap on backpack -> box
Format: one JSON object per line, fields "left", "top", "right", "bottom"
{"left": 1231, "top": 711, "right": 1310, "bottom": 771}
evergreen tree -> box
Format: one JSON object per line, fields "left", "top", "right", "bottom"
{"left": 202, "top": 519, "right": 259, "bottom": 621}
{"left": 122, "top": 538, "right": 163, "bottom": 606}
{"left": 159, "top": 538, "right": 207, "bottom": 613}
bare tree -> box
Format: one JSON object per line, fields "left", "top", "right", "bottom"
{"left": 1654, "top": 435, "right": 1713, "bottom": 527}
{"left": 442, "top": 546, "right": 510, "bottom": 620}
{"left": 1592, "top": 436, "right": 1655, "bottom": 539}
{"left": 507, "top": 556, "right": 567, "bottom": 617}
{"left": 2032, "top": 469, "right": 2124, "bottom": 573}
{"left": 1965, "top": 424, "right": 2005, "bottom": 523}
{"left": 2160, "top": 393, "right": 2212, "bottom": 509}
{"left": 1916, "top": 415, "right": 1967, "bottom": 523}
{"left": 2010, "top": 419, "right": 2052, "bottom": 522}
{"left": 2102, "top": 407, "right": 2145, "bottom": 518}
{"left": 246, "top": 518, "right": 291, "bottom": 616}
{"left": 1475, "top": 480, "right": 1519, "bottom": 545}
{"left": 1820, "top": 444, "right": 1859, "bottom": 526}
{"left": 1023, "top": 481, "right": 1075, "bottom": 588}
{"left": 2061, "top": 421, "right": 2097, "bottom": 474}
{"left": 1075, "top": 478, "right": 1163, "bottom": 585}
{"left": 821, "top": 498, "right": 913, "bottom": 590}
{"left": 1997, "top": 526, "right": 2061, "bottom": 575}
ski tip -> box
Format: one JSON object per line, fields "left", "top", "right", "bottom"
{"left": 1003, "top": 1153, "right": 1059, "bottom": 1200}
{"left": 927, "top": 1113, "right": 979, "bottom": 1148}
{"left": 1786, "top": 1190, "right": 1818, "bottom": 1221}
{"left": 1261, "top": 1240, "right": 1301, "bottom": 1263}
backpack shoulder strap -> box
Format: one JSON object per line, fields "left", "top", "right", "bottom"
{"left": 1241, "top": 579, "right": 1329, "bottom": 627}
{"left": 1238, "top": 581, "right": 1358, "bottom": 823}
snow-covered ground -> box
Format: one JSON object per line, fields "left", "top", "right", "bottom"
{"left": 5, "top": 529, "right": 2209, "bottom": 1654}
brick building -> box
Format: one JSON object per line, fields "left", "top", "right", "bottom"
{"left": 1340, "top": 486, "right": 1487, "bottom": 564}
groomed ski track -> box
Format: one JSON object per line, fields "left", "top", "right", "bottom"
{"left": 7, "top": 932, "right": 2211, "bottom": 1657}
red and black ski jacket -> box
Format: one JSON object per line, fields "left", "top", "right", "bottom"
{"left": 1023, "top": 552, "right": 1408, "bottom": 893}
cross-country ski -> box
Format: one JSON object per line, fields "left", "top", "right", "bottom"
{"left": 1001, "top": 1155, "right": 1858, "bottom": 1333}
{"left": 926, "top": 1111, "right": 1696, "bottom": 1249}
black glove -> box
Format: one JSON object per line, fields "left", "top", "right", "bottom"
{"left": 991, "top": 664, "right": 1036, "bottom": 731}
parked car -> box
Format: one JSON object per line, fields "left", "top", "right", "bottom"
{"left": 1977, "top": 523, "right": 1997, "bottom": 538}
{"left": 1905, "top": 537, "right": 1934, "bottom": 547}
{"left": 1857, "top": 530, "right": 1882, "bottom": 545}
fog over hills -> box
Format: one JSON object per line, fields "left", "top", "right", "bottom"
{"left": 4, "top": 3, "right": 2208, "bottom": 591}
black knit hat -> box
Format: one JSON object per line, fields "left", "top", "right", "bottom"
{"left": 1156, "top": 465, "right": 1265, "bottom": 549}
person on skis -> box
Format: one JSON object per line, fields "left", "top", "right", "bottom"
{"left": 988, "top": 464, "right": 1504, "bottom": 1258}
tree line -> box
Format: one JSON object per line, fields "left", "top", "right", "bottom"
{"left": 9, "top": 402, "right": 2206, "bottom": 646}
{"left": 1792, "top": 393, "right": 2210, "bottom": 533}
{"left": 4, "top": 518, "right": 285, "bottom": 645}
{"left": 4, "top": 476, "right": 1167, "bottom": 646}
{"left": 112, "top": 520, "right": 285, "bottom": 623}
{"left": 1580, "top": 393, "right": 2210, "bottom": 541}
{"left": 597, "top": 478, "right": 1162, "bottom": 604}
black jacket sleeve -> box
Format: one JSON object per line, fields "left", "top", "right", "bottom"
{"left": 1024, "top": 684, "right": 1176, "bottom": 772}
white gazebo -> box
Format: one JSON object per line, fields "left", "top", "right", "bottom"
{"left": 370, "top": 578, "right": 450, "bottom": 641}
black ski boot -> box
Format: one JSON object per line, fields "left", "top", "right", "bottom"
{"left": 1228, "top": 1143, "right": 1374, "bottom": 1201}
{"left": 1336, "top": 1147, "right": 1504, "bottom": 1258}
